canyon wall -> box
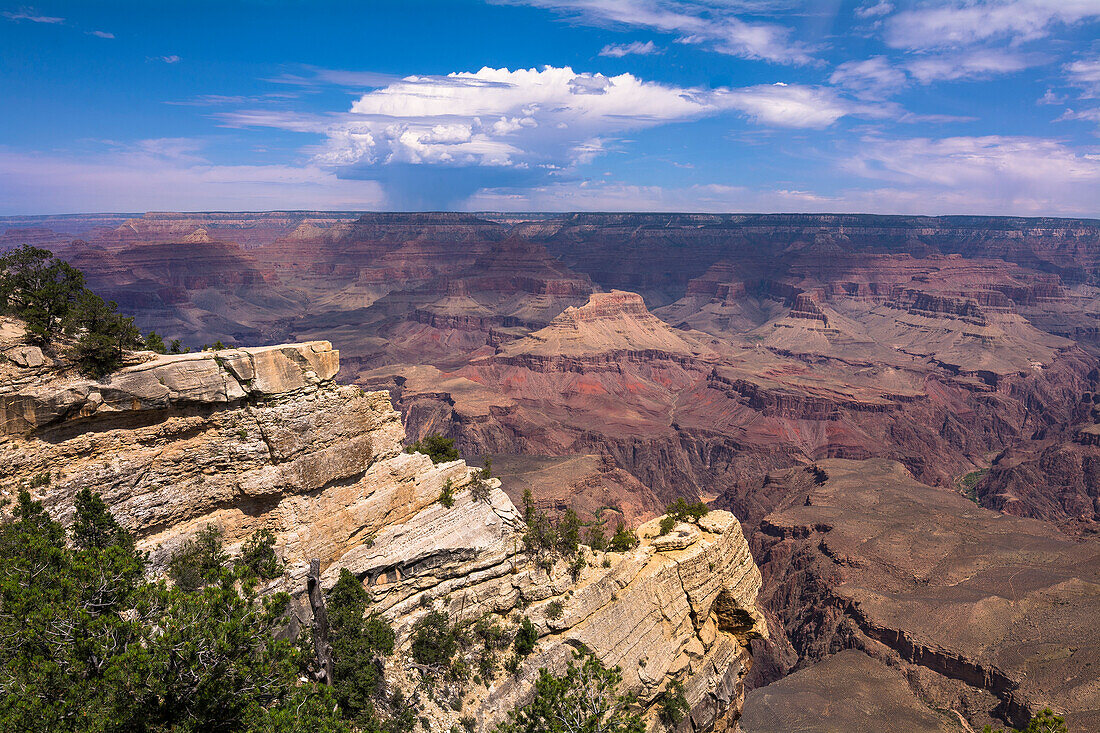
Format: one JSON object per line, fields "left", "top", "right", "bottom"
{"left": 0, "top": 318, "right": 765, "bottom": 732}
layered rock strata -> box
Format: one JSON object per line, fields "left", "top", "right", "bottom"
{"left": 0, "top": 329, "right": 766, "bottom": 732}
{"left": 749, "top": 458, "right": 1100, "bottom": 732}
{"left": 329, "top": 489, "right": 766, "bottom": 731}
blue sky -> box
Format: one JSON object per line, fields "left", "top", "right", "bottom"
{"left": 1, "top": 0, "right": 1099, "bottom": 215}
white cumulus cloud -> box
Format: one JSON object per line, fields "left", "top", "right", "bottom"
{"left": 250, "top": 66, "right": 875, "bottom": 174}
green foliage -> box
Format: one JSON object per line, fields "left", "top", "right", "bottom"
{"left": 493, "top": 652, "right": 644, "bottom": 733}
{"left": 71, "top": 293, "right": 143, "bottom": 378}
{"left": 982, "top": 708, "right": 1069, "bottom": 733}
{"left": 235, "top": 528, "right": 282, "bottom": 583}
{"left": 521, "top": 489, "right": 585, "bottom": 562}
{"left": 568, "top": 552, "right": 586, "bottom": 582}
{"left": 665, "top": 497, "right": 709, "bottom": 523}
{"left": 145, "top": 330, "right": 167, "bottom": 354}
{"left": 472, "top": 615, "right": 509, "bottom": 682}
{"left": 522, "top": 488, "right": 535, "bottom": 525}
{"left": 609, "top": 522, "right": 639, "bottom": 552}
{"left": 0, "top": 490, "right": 348, "bottom": 732}
{"left": 71, "top": 488, "right": 134, "bottom": 552}
{"left": 168, "top": 524, "right": 229, "bottom": 591}
{"left": 513, "top": 616, "right": 538, "bottom": 659}
{"left": 658, "top": 679, "right": 689, "bottom": 727}
{"left": 587, "top": 525, "right": 607, "bottom": 552}
{"left": 439, "top": 479, "right": 456, "bottom": 508}
{"left": 0, "top": 244, "right": 85, "bottom": 342}
{"left": 411, "top": 610, "right": 459, "bottom": 683}
{"left": 556, "top": 509, "right": 582, "bottom": 556}
{"left": 327, "top": 568, "right": 396, "bottom": 729}
{"left": 659, "top": 516, "right": 676, "bottom": 536}
{"left": 545, "top": 601, "right": 564, "bottom": 620}
{"left": 406, "top": 434, "right": 459, "bottom": 464}
{"left": 470, "top": 457, "right": 493, "bottom": 503}
{"left": 960, "top": 467, "right": 990, "bottom": 503}
{"left": 0, "top": 244, "right": 143, "bottom": 376}
{"left": 522, "top": 508, "right": 556, "bottom": 557}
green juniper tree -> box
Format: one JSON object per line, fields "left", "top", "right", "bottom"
{"left": 0, "top": 244, "right": 85, "bottom": 342}
{"left": 0, "top": 244, "right": 144, "bottom": 376}
{"left": 325, "top": 568, "right": 397, "bottom": 729}
{"left": 405, "top": 434, "right": 459, "bottom": 464}
{"left": 0, "top": 490, "right": 351, "bottom": 733}
{"left": 493, "top": 652, "right": 644, "bottom": 733}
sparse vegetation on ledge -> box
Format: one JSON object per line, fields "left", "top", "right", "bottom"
{"left": 0, "top": 244, "right": 159, "bottom": 378}
{"left": 405, "top": 433, "right": 460, "bottom": 464}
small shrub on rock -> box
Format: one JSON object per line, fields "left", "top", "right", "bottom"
{"left": 513, "top": 616, "right": 538, "bottom": 659}
{"left": 411, "top": 610, "right": 459, "bottom": 685}
{"left": 659, "top": 679, "right": 690, "bottom": 727}
{"left": 665, "top": 497, "right": 709, "bottom": 523}
{"left": 438, "top": 479, "right": 455, "bottom": 508}
{"left": 658, "top": 516, "right": 676, "bottom": 536}
{"left": 406, "top": 434, "right": 459, "bottom": 464}
{"left": 168, "top": 524, "right": 228, "bottom": 591}
{"left": 235, "top": 528, "right": 282, "bottom": 582}
{"left": 609, "top": 522, "right": 639, "bottom": 552}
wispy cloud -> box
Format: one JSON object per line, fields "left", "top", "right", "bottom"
{"left": 830, "top": 56, "right": 907, "bottom": 98}
{"left": 167, "top": 93, "right": 304, "bottom": 107}
{"left": 1067, "top": 55, "right": 1100, "bottom": 97}
{"left": 599, "top": 40, "right": 660, "bottom": 57}
{"left": 496, "top": 0, "right": 815, "bottom": 64}
{"left": 884, "top": 0, "right": 1100, "bottom": 50}
{"left": 843, "top": 134, "right": 1100, "bottom": 215}
{"left": 855, "top": 1, "right": 893, "bottom": 20}
{"left": 265, "top": 66, "right": 400, "bottom": 88}
{"left": 905, "top": 49, "right": 1041, "bottom": 84}
{"left": 0, "top": 141, "right": 385, "bottom": 215}
{"left": 158, "top": 55, "right": 181, "bottom": 64}
{"left": 2, "top": 8, "right": 64, "bottom": 24}
{"left": 3, "top": 7, "right": 115, "bottom": 39}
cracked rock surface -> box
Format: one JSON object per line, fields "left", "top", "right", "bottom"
{"left": 1, "top": 330, "right": 767, "bottom": 732}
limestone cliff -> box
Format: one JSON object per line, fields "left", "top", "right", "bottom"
{"left": 0, "top": 322, "right": 765, "bottom": 732}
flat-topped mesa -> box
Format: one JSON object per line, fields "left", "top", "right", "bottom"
{"left": 788, "top": 293, "right": 828, "bottom": 325}
{"left": 562, "top": 290, "right": 653, "bottom": 322}
{"left": 497, "top": 289, "right": 709, "bottom": 359}
{"left": 0, "top": 341, "right": 339, "bottom": 435}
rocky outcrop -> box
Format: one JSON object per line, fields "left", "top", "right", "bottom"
{"left": 0, "top": 328, "right": 766, "bottom": 732}
{"left": 1, "top": 341, "right": 339, "bottom": 435}
{"left": 749, "top": 459, "right": 1100, "bottom": 732}
{"left": 341, "top": 492, "right": 766, "bottom": 732}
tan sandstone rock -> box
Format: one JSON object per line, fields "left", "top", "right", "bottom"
{"left": 0, "top": 335, "right": 765, "bottom": 732}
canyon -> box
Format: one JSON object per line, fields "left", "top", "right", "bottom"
{"left": 4, "top": 210, "right": 1100, "bottom": 730}
{"left": 0, "top": 316, "right": 765, "bottom": 731}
